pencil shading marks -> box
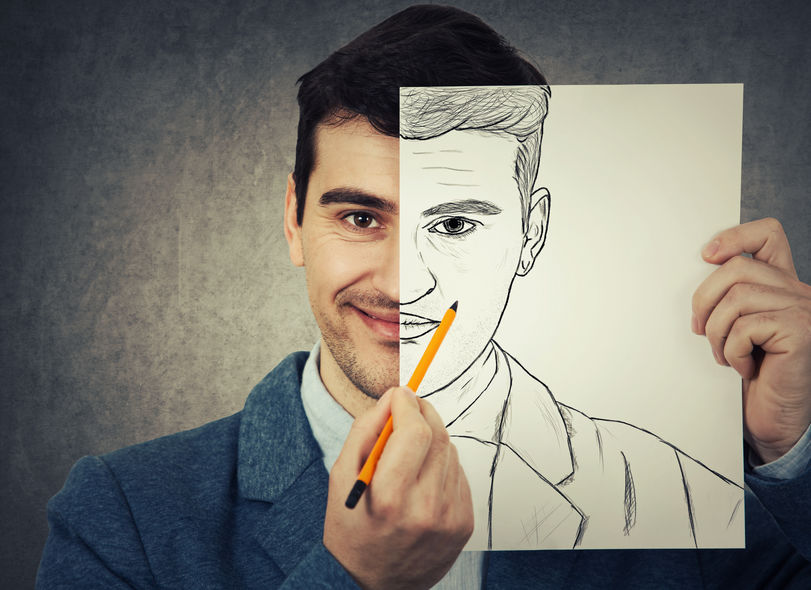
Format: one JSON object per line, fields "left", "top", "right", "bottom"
{"left": 399, "top": 85, "right": 744, "bottom": 551}
{"left": 621, "top": 451, "right": 637, "bottom": 535}
{"left": 727, "top": 497, "right": 743, "bottom": 529}
{"left": 676, "top": 451, "right": 699, "bottom": 548}
{"left": 595, "top": 426, "right": 605, "bottom": 469}
{"left": 421, "top": 166, "right": 474, "bottom": 172}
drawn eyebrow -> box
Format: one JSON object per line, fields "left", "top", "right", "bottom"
{"left": 319, "top": 188, "right": 397, "bottom": 213}
{"left": 422, "top": 199, "right": 502, "bottom": 217}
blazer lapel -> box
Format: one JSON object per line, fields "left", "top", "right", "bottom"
{"left": 236, "top": 352, "right": 332, "bottom": 575}
{"left": 251, "top": 459, "right": 331, "bottom": 575}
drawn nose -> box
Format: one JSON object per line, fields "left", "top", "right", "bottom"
{"left": 400, "top": 242, "right": 436, "bottom": 306}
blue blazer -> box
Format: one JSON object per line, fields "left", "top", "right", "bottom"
{"left": 37, "top": 353, "right": 811, "bottom": 588}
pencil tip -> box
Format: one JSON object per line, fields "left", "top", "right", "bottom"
{"left": 450, "top": 301, "right": 458, "bottom": 311}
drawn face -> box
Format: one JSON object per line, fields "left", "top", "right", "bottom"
{"left": 400, "top": 130, "right": 546, "bottom": 394}
{"left": 285, "top": 118, "right": 399, "bottom": 402}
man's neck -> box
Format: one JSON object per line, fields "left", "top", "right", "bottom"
{"left": 420, "top": 341, "right": 498, "bottom": 427}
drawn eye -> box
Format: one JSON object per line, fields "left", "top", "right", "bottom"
{"left": 428, "top": 216, "right": 479, "bottom": 237}
{"left": 344, "top": 212, "right": 380, "bottom": 229}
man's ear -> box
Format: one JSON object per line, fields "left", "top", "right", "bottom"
{"left": 516, "top": 187, "right": 550, "bottom": 277}
{"left": 284, "top": 173, "right": 305, "bottom": 267}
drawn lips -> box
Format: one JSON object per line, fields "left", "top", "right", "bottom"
{"left": 400, "top": 312, "right": 440, "bottom": 340}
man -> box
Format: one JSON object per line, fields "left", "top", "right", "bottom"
{"left": 398, "top": 84, "right": 742, "bottom": 550}
{"left": 38, "top": 5, "right": 811, "bottom": 589}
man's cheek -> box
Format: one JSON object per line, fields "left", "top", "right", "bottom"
{"left": 314, "top": 245, "right": 373, "bottom": 287}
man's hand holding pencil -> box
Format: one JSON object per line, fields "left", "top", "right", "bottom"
{"left": 323, "top": 302, "right": 474, "bottom": 590}
{"left": 323, "top": 387, "right": 473, "bottom": 590}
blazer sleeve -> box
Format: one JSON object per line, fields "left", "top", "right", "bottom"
{"left": 280, "top": 543, "right": 362, "bottom": 590}
{"left": 744, "top": 447, "right": 811, "bottom": 562}
{"left": 36, "top": 455, "right": 157, "bottom": 589}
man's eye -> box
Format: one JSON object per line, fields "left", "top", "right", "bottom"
{"left": 344, "top": 212, "right": 380, "bottom": 229}
{"left": 428, "top": 216, "right": 479, "bottom": 236}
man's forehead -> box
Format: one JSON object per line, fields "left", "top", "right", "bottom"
{"left": 306, "top": 118, "right": 399, "bottom": 212}
{"left": 401, "top": 130, "right": 519, "bottom": 208}
{"left": 313, "top": 117, "right": 399, "bottom": 161}
{"left": 403, "top": 130, "right": 518, "bottom": 182}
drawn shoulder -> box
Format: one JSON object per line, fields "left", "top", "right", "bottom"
{"left": 560, "top": 406, "right": 743, "bottom": 548}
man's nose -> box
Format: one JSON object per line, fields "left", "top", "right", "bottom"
{"left": 400, "top": 237, "right": 436, "bottom": 306}
{"left": 371, "top": 232, "right": 399, "bottom": 303}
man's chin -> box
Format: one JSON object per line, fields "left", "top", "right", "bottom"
{"left": 351, "top": 373, "right": 399, "bottom": 400}
{"left": 332, "top": 346, "right": 398, "bottom": 400}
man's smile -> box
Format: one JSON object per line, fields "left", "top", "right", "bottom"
{"left": 350, "top": 304, "right": 400, "bottom": 341}
{"left": 400, "top": 312, "right": 441, "bottom": 341}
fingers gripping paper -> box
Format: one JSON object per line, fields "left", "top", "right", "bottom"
{"left": 399, "top": 85, "right": 744, "bottom": 550}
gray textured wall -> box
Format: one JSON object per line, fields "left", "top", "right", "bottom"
{"left": 2, "top": 0, "right": 809, "bottom": 586}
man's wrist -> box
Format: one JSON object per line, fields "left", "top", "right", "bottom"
{"left": 750, "top": 423, "right": 811, "bottom": 480}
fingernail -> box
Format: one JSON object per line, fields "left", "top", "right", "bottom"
{"left": 702, "top": 239, "right": 720, "bottom": 258}
{"left": 691, "top": 312, "right": 698, "bottom": 334}
{"left": 713, "top": 349, "right": 724, "bottom": 365}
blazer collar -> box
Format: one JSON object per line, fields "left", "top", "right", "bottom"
{"left": 237, "top": 352, "right": 336, "bottom": 574}
{"left": 238, "top": 351, "right": 322, "bottom": 502}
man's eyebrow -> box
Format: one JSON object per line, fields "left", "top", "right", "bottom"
{"left": 421, "top": 199, "right": 503, "bottom": 217}
{"left": 319, "top": 188, "right": 397, "bottom": 213}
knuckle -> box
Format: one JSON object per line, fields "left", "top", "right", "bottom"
{"left": 724, "top": 255, "right": 747, "bottom": 272}
{"left": 445, "top": 506, "right": 474, "bottom": 543}
{"left": 448, "top": 441, "right": 460, "bottom": 463}
{"left": 764, "top": 217, "right": 784, "bottom": 234}
{"left": 433, "top": 425, "right": 451, "bottom": 447}
{"left": 691, "top": 290, "right": 707, "bottom": 314}
{"left": 726, "top": 281, "right": 745, "bottom": 301}
{"left": 460, "top": 513, "right": 475, "bottom": 540}
{"left": 373, "top": 492, "right": 399, "bottom": 520}
{"left": 408, "top": 421, "right": 433, "bottom": 448}
{"left": 412, "top": 510, "right": 438, "bottom": 535}
{"left": 703, "top": 314, "right": 721, "bottom": 344}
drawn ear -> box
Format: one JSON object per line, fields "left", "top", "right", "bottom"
{"left": 284, "top": 173, "right": 305, "bottom": 267}
{"left": 516, "top": 187, "right": 550, "bottom": 277}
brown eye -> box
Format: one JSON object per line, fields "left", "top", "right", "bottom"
{"left": 345, "top": 212, "right": 380, "bottom": 229}
{"left": 353, "top": 213, "right": 372, "bottom": 227}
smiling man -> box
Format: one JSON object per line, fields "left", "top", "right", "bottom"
{"left": 285, "top": 120, "right": 401, "bottom": 418}
{"left": 38, "top": 5, "right": 811, "bottom": 589}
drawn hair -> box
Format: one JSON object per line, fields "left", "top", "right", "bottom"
{"left": 293, "top": 4, "right": 548, "bottom": 224}
{"left": 400, "top": 86, "right": 550, "bottom": 225}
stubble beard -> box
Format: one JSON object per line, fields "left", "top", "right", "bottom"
{"left": 318, "top": 289, "right": 399, "bottom": 399}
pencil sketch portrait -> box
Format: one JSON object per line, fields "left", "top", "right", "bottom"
{"left": 398, "top": 86, "right": 744, "bottom": 551}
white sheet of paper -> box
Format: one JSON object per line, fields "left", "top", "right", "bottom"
{"left": 400, "top": 84, "right": 744, "bottom": 550}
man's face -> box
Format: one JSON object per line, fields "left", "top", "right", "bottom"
{"left": 285, "top": 118, "right": 399, "bottom": 401}
{"left": 400, "top": 130, "right": 530, "bottom": 394}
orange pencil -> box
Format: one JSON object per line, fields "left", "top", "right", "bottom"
{"left": 345, "top": 301, "right": 458, "bottom": 509}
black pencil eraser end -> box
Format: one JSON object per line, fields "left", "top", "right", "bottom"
{"left": 345, "top": 480, "right": 367, "bottom": 509}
